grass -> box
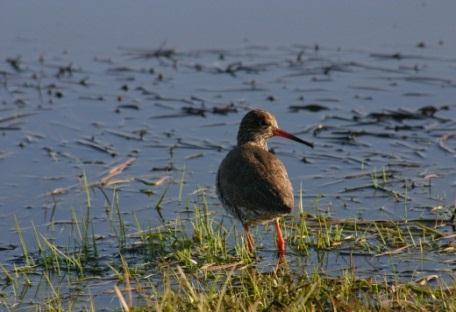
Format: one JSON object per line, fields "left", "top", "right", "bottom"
{"left": 1, "top": 180, "right": 456, "bottom": 311}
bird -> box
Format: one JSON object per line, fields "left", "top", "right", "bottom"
{"left": 216, "top": 109, "right": 313, "bottom": 256}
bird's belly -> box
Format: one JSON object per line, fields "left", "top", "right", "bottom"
{"left": 219, "top": 200, "right": 287, "bottom": 225}
{"left": 216, "top": 179, "right": 292, "bottom": 225}
{"left": 238, "top": 206, "right": 287, "bottom": 225}
{"left": 216, "top": 146, "right": 294, "bottom": 225}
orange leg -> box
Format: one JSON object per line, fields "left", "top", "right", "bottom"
{"left": 243, "top": 224, "right": 255, "bottom": 254}
{"left": 274, "top": 219, "right": 285, "bottom": 257}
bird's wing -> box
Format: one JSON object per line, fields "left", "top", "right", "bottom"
{"left": 217, "top": 146, "right": 294, "bottom": 222}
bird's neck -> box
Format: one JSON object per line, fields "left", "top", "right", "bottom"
{"left": 237, "top": 129, "right": 270, "bottom": 150}
{"left": 237, "top": 139, "right": 269, "bottom": 150}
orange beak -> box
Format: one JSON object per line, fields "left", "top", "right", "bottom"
{"left": 273, "top": 128, "right": 314, "bottom": 148}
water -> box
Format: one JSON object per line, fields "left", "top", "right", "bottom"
{"left": 1, "top": 1, "right": 456, "bottom": 309}
{"left": 2, "top": 1, "right": 456, "bottom": 55}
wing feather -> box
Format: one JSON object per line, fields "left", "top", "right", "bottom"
{"left": 217, "top": 145, "right": 294, "bottom": 223}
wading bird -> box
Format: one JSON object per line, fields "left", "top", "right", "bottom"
{"left": 216, "top": 109, "right": 313, "bottom": 256}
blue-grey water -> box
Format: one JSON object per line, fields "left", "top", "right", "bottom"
{"left": 1, "top": 1, "right": 456, "bottom": 310}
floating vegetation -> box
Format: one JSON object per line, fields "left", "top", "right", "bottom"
{"left": 2, "top": 40, "right": 456, "bottom": 310}
{"left": 1, "top": 182, "right": 456, "bottom": 310}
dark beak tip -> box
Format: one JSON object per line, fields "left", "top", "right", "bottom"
{"left": 274, "top": 128, "right": 314, "bottom": 149}
{"left": 304, "top": 141, "right": 314, "bottom": 149}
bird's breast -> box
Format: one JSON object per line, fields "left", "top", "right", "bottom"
{"left": 216, "top": 145, "right": 294, "bottom": 223}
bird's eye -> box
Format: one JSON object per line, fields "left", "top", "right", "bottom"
{"left": 258, "top": 119, "right": 267, "bottom": 127}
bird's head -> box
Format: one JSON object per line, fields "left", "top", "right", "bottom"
{"left": 237, "top": 109, "right": 314, "bottom": 148}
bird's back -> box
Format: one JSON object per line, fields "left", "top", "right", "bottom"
{"left": 216, "top": 144, "right": 294, "bottom": 224}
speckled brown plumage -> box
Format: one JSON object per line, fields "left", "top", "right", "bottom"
{"left": 216, "top": 109, "right": 313, "bottom": 256}
{"left": 217, "top": 144, "right": 293, "bottom": 225}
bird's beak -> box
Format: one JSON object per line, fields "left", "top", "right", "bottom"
{"left": 273, "top": 128, "right": 314, "bottom": 148}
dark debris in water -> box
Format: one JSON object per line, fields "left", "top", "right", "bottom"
{"left": 2, "top": 43, "right": 456, "bottom": 309}
{"left": 289, "top": 104, "right": 329, "bottom": 113}
{"left": 363, "top": 105, "right": 448, "bottom": 122}
{"left": 0, "top": 244, "right": 16, "bottom": 251}
{"left": 77, "top": 137, "right": 117, "bottom": 157}
{"left": 121, "top": 44, "right": 176, "bottom": 61}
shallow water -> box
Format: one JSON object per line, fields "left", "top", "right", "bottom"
{"left": 1, "top": 1, "right": 456, "bottom": 309}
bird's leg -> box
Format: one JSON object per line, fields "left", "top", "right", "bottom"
{"left": 243, "top": 224, "right": 255, "bottom": 254}
{"left": 274, "top": 218, "right": 285, "bottom": 257}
